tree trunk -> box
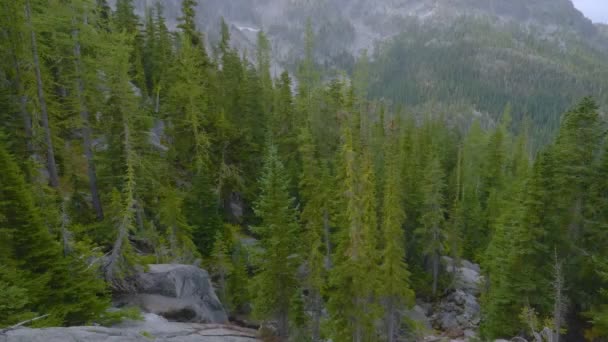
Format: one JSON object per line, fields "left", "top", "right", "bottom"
{"left": 26, "top": 0, "right": 60, "bottom": 188}
{"left": 106, "top": 121, "right": 135, "bottom": 286}
{"left": 432, "top": 250, "right": 439, "bottom": 296}
{"left": 277, "top": 308, "right": 289, "bottom": 342}
{"left": 386, "top": 299, "right": 396, "bottom": 342}
{"left": 552, "top": 251, "right": 566, "bottom": 342}
{"left": 73, "top": 24, "right": 104, "bottom": 220}
{"left": 155, "top": 85, "right": 161, "bottom": 113}
{"left": 311, "top": 289, "right": 321, "bottom": 341}
{"left": 60, "top": 198, "right": 72, "bottom": 256}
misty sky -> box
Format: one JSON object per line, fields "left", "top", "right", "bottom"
{"left": 572, "top": 0, "right": 608, "bottom": 23}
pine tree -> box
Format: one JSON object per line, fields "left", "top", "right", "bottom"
{"left": 168, "top": 34, "right": 209, "bottom": 171}
{"left": 250, "top": 144, "right": 301, "bottom": 339}
{"left": 0, "top": 139, "right": 108, "bottom": 326}
{"left": 25, "top": 0, "right": 60, "bottom": 188}
{"left": 257, "top": 30, "right": 273, "bottom": 116}
{"left": 327, "top": 126, "right": 380, "bottom": 342}
{"left": 298, "top": 124, "right": 329, "bottom": 340}
{"left": 70, "top": 1, "right": 104, "bottom": 220}
{"left": 379, "top": 130, "right": 414, "bottom": 342}
{"left": 210, "top": 229, "right": 232, "bottom": 310}
{"left": 159, "top": 188, "right": 197, "bottom": 262}
{"left": 416, "top": 154, "right": 447, "bottom": 297}
{"left": 100, "top": 29, "right": 145, "bottom": 288}
{"left": 178, "top": 0, "right": 209, "bottom": 65}
{"left": 185, "top": 169, "right": 223, "bottom": 258}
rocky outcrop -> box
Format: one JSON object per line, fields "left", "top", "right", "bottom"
{"left": 1, "top": 314, "right": 258, "bottom": 342}
{"left": 429, "top": 257, "right": 483, "bottom": 341}
{"left": 118, "top": 264, "right": 228, "bottom": 324}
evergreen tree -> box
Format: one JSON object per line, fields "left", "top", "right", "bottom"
{"left": 328, "top": 126, "right": 380, "bottom": 342}
{"left": 298, "top": 125, "right": 328, "bottom": 340}
{"left": 178, "top": 0, "right": 209, "bottom": 65}
{"left": 185, "top": 169, "right": 222, "bottom": 258}
{"left": 416, "top": 154, "right": 447, "bottom": 296}
{"left": 379, "top": 129, "right": 415, "bottom": 342}
{"left": 0, "top": 140, "right": 108, "bottom": 326}
{"left": 250, "top": 144, "right": 301, "bottom": 339}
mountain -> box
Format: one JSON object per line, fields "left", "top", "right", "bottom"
{"left": 115, "top": 0, "right": 605, "bottom": 61}
{"left": 114, "top": 0, "right": 608, "bottom": 144}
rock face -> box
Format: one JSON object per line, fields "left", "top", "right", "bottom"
{"left": 110, "top": 0, "right": 602, "bottom": 67}
{"left": 120, "top": 264, "right": 228, "bottom": 324}
{"left": 1, "top": 314, "right": 258, "bottom": 342}
{"left": 430, "top": 257, "right": 483, "bottom": 340}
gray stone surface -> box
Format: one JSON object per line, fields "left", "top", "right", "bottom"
{"left": 1, "top": 314, "right": 258, "bottom": 342}
{"left": 430, "top": 258, "right": 483, "bottom": 340}
{"left": 122, "top": 264, "right": 228, "bottom": 324}
{"left": 403, "top": 305, "right": 433, "bottom": 331}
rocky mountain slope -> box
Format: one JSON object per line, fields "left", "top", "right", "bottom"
{"left": 111, "top": 0, "right": 608, "bottom": 141}
{"left": 111, "top": 0, "right": 605, "bottom": 63}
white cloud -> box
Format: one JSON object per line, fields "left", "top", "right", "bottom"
{"left": 572, "top": 0, "right": 608, "bottom": 24}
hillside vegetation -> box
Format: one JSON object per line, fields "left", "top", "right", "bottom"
{"left": 0, "top": 0, "right": 607, "bottom": 341}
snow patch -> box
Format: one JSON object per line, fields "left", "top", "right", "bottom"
{"left": 236, "top": 25, "right": 260, "bottom": 33}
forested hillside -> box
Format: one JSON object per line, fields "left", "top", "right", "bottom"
{"left": 0, "top": 0, "right": 607, "bottom": 341}
{"left": 368, "top": 17, "right": 608, "bottom": 145}
{"left": 114, "top": 0, "right": 608, "bottom": 145}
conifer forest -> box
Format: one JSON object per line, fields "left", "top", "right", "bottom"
{"left": 0, "top": 1, "right": 607, "bottom": 341}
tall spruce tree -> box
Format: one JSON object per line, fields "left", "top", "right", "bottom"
{"left": 379, "top": 129, "right": 415, "bottom": 342}
{"left": 416, "top": 153, "right": 447, "bottom": 296}
{"left": 0, "top": 139, "right": 108, "bottom": 326}
{"left": 250, "top": 144, "right": 301, "bottom": 339}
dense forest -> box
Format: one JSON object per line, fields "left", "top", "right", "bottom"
{"left": 0, "top": 0, "right": 607, "bottom": 341}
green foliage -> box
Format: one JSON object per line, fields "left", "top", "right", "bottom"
{"left": 0, "top": 267, "right": 32, "bottom": 327}
{"left": 416, "top": 154, "right": 447, "bottom": 297}
{"left": 2, "top": 1, "right": 608, "bottom": 340}
{"left": 0, "top": 140, "right": 108, "bottom": 326}
{"left": 369, "top": 18, "right": 608, "bottom": 146}
{"left": 96, "top": 307, "right": 143, "bottom": 327}
{"left": 379, "top": 129, "right": 415, "bottom": 341}
{"left": 250, "top": 144, "right": 301, "bottom": 337}
{"left": 185, "top": 170, "right": 222, "bottom": 258}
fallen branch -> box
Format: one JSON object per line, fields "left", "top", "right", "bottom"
{"left": 0, "top": 314, "right": 50, "bottom": 334}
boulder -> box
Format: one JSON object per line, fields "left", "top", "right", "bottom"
{"left": 120, "top": 264, "right": 228, "bottom": 324}
{"left": 403, "top": 305, "right": 433, "bottom": 331}
{"left": 430, "top": 258, "right": 483, "bottom": 339}
{"left": 442, "top": 257, "right": 483, "bottom": 294}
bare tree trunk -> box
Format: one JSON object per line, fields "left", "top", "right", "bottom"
{"left": 552, "top": 250, "right": 566, "bottom": 342}
{"left": 386, "top": 299, "right": 396, "bottom": 342}
{"left": 60, "top": 198, "right": 72, "bottom": 256}
{"left": 155, "top": 85, "right": 161, "bottom": 113}
{"left": 277, "top": 308, "right": 289, "bottom": 342}
{"left": 26, "top": 0, "right": 59, "bottom": 188}
{"left": 72, "top": 24, "right": 104, "bottom": 220}
{"left": 311, "top": 289, "right": 321, "bottom": 341}
{"left": 218, "top": 268, "right": 226, "bottom": 308}
{"left": 106, "top": 121, "right": 135, "bottom": 285}
{"left": 432, "top": 250, "right": 439, "bottom": 296}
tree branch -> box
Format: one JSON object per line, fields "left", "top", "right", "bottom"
{"left": 0, "top": 314, "right": 50, "bottom": 334}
